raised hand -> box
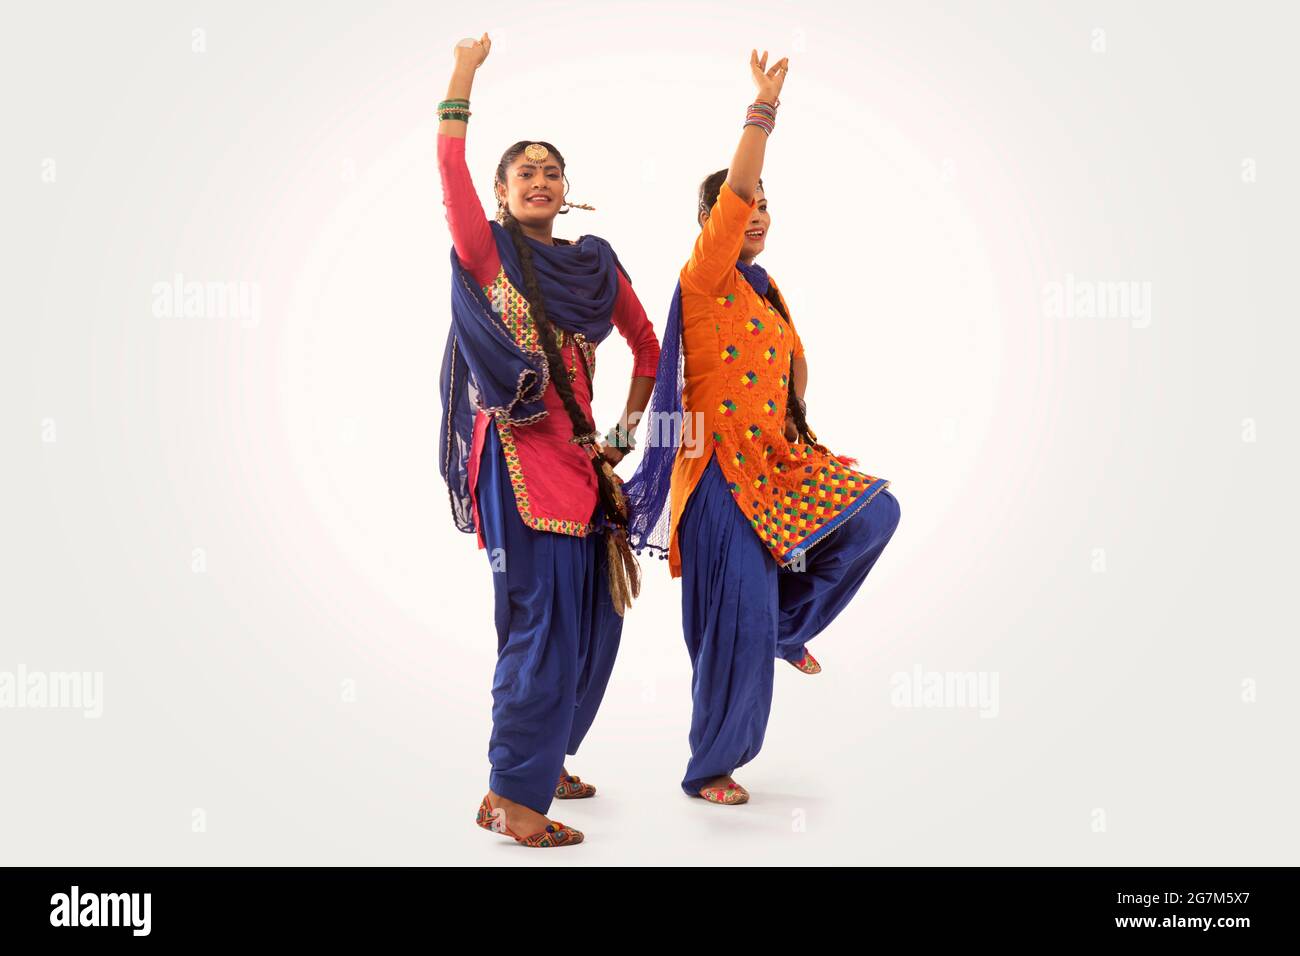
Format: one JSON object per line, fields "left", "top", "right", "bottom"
{"left": 749, "top": 49, "right": 789, "bottom": 105}
{"left": 454, "top": 32, "right": 492, "bottom": 70}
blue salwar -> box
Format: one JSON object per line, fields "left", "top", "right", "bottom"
{"left": 677, "top": 452, "right": 901, "bottom": 795}
{"left": 474, "top": 422, "right": 623, "bottom": 815}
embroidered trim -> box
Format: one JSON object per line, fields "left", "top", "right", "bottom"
{"left": 469, "top": 266, "right": 604, "bottom": 538}
{"left": 699, "top": 272, "right": 884, "bottom": 568}
{"left": 494, "top": 418, "right": 598, "bottom": 537}
{"left": 487, "top": 265, "right": 540, "bottom": 351}
{"left": 778, "top": 477, "right": 890, "bottom": 567}
{"left": 442, "top": 336, "right": 474, "bottom": 533}
{"left": 575, "top": 331, "right": 597, "bottom": 381}
{"left": 453, "top": 266, "right": 551, "bottom": 426}
{"left": 485, "top": 265, "right": 597, "bottom": 385}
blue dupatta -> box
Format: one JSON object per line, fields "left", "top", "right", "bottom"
{"left": 439, "top": 221, "right": 629, "bottom": 534}
{"left": 623, "top": 260, "right": 774, "bottom": 557}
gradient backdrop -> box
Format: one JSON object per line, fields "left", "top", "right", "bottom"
{"left": 4, "top": 0, "right": 1297, "bottom": 865}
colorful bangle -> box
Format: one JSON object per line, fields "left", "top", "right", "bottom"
{"left": 605, "top": 422, "right": 637, "bottom": 450}
{"left": 438, "top": 98, "right": 471, "bottom": 122}
{"left": 745, "top": 99, "right": 777, "bottom": 135}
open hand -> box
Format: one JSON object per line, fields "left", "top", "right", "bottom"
{"left": 750, "top": 49, "right": 789, "bottom": 105}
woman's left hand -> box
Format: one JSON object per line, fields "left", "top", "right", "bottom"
{"left": 783, "top": 416, "right": 799, "bottom": 442}
{"left": 598, "top": 443, "right": 627, "bottom": 467}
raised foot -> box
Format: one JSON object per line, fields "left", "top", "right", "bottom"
{"left": 788, "top": 649, "right": 821, "bottom": 674}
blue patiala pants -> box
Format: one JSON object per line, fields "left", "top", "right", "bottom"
{"left": 474, "top": 422, "right": 623, "bottom": 814}
{"left": 677, "top": 453, "right": 901, "bottom": 795}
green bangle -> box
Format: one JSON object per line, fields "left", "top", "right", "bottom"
{"left": 437, "top": 98, "right": 469, "bottom": 109}
{"left": 605, "top": 423, "right": 637, "bottom": 450}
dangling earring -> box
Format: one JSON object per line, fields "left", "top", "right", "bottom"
{"left": 559, "top": 194, "right": 596, "bottom": 214}
{"left": 495, "top": 198, "right": 507, "bottom": 224}
{"left": 558, "top": 175, "right": 594, "bottom": 214}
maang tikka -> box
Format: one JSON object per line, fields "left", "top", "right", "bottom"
{"left": 500, "top": 143, "right": 597, "bottom": 216}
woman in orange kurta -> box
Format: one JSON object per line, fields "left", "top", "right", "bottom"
{"left": 625, "top": 51, "right": 902, "bottom": 805}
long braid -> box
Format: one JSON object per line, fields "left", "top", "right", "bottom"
{"left": 499, "top": 208, "right": 641, "bottom": 611}
{"left": 764, "top": 285, "right": 814, "bottom": 444}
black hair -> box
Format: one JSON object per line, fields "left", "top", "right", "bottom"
{"left": 494, "top": 141, "right": 640, "bottom": 601}
{"left": 696, "top": 168, "right": 811, "bottom": 444}
{"left": 496, "top": 140, "right": 574, "bottom": 216}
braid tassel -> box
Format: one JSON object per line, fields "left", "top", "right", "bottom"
{"left": 605, "top": 528, "right": 641, "bottom": 617}
{"left": 499, "top": 207, "right": 642, "bottom": 614}
{"left": 598, "top": 457, "right": 641, "bottom": 616}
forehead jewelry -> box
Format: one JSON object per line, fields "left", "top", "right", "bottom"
{"left": 524, "top": 143, "right": 549, "bottom": 163}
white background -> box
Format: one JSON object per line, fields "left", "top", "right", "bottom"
{"left": 4, "top": 0, "right": 1297, "bottom": 865}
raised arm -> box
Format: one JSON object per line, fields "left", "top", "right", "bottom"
{"left": 681, "top": 51, "right": 789, "bottom": 294}
{"left": 436, "top": 34, "right": 499, "bottom": 285}
{"left": 437, "top": 34, "right": 489, "bottom": 141}
{"left": 726, "top": 50, "right": 787, "bottom": 202}
{"left": 680, "top": 181, "right": 753, "bottom": 295}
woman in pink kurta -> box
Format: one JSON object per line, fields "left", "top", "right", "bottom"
{"left": 434, "top": 35, "right": 659, "bottom": 848}
{"left": 438, "top": 131, "right": 660, "bottom": 545}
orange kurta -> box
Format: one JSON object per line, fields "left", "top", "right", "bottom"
{"left": 665, "top": 181, "right": 889, "bottom": 578}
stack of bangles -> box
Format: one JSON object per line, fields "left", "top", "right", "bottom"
{"left": 438, "top": 98, "right": 470, "bottom": 122}
{"left": 604, "top": 423, "right": 637, "bottom": 451}
{"left": 745, "top": 99, "right": 778, "bottom": 135}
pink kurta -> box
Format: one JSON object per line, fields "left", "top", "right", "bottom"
{"left": 437, "top": 134, "right": 660, "bottom": 547}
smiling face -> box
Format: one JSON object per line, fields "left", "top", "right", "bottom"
{"left": 740, "top": 185, "right": 770, "bottom": 261}
{"left": 699, "top": 183, "right": 770, "bottom": 262}
{"left": 496, "top": 148, "right": 565, "bottom": 228}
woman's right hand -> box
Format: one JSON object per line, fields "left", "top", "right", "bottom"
{"left": 750, "top": 49, "right": 788, "bottom": 105}
{"left": 453, "top": 32, "right": 492, "bottom": 70}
